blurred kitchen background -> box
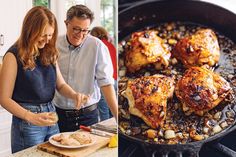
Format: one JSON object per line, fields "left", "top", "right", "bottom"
{"left": 0, "top": 0, "right": 117, "bottom": 62}
{"left": 0, "top": 0, "right": 116, "bottom": 156}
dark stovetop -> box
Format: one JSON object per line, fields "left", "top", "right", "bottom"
{"left": 118, "top": 0, "right": 236, "bottom": 157}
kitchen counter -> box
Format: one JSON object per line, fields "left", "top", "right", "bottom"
{"left": 8, "top": 118, "right": 118, "bottom": 157}
{"left": 7, "top": 144, "right": 117, "bottom": 157}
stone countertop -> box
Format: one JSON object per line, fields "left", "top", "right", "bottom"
{"left": 7, "top": 145, "right": 118, "bottom": 157}
{"left": 8, "top": 118, "right": 118, "bottom": 157}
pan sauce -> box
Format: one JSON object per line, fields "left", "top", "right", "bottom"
{"left": 118, "top": 22, "right": 236, "bottom": 144}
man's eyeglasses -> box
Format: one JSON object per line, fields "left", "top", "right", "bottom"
{"left": 68, "top": 23, "right": 90, "bottom": 35}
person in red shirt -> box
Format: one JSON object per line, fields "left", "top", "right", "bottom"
{"left": 91, "top": 26, "right": 117, "bottom": 121}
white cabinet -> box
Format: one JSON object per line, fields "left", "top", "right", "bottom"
{"left": 0, "top": 0, "right": 32, "bottom": 56}
{"left": 0, "top": 106, "right": 12, "bottom": 157}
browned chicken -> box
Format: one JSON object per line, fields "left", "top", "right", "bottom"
{"left": 125, "top": 30, "right": 171, "bottom": 73}
{"left": 123, "top": 75, "right": 175, "bottom": 128}
{"left": 172, "top": 29, "right": 220, "bottom": 67}
{"left": 175, "top": 67, "right": 232, "bottom": 116}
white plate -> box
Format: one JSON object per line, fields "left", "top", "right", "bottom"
{"left": 49, "top": 132, "right": 96, "bottom": 149}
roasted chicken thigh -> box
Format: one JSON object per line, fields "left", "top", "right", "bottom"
{"left": 123, "top": 75, "right": 175, "bottom": 128}
{"left": 175, "top": 67, "right": 232, "bottom": 116}
{"left": 125, "top": 30, "right": 171, "bottom": 73}
{"left": 173, "top": 29, "right": 220, "bottom": 67}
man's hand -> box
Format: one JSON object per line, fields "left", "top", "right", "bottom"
{"left": 74, "top": 93, "right": 90, "bottom": 109}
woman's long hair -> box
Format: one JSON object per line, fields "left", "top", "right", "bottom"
{"left": 17, "top": 6, "right": 58, "bottom": 70}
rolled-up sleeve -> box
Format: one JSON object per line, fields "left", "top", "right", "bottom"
{"left": 96, "top": 42, "right": 114, "bottom": 87}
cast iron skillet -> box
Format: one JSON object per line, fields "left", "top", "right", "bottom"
{"left": 118, "top": 0, "right": 236, "bottom": 157}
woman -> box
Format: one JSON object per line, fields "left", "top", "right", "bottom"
{"left": 0, "top": 6, "right": 88, "bottom": 153}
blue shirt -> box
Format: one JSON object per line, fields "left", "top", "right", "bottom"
{"left": 7, "top": 45, "right": 56, "bottom": 104}
{"left": 53, "top": 35, "right": 114, "bottom": 109}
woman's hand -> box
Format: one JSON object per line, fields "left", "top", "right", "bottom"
{"left": 24, "top": 111, "right": 58, "bottom": 126}
{"left": 74, "top": 93, "right": 90, "bottom": 109}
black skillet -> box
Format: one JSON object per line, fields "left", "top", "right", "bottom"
{"left": 118, "top": 0, "right": 236, "bottom": 157}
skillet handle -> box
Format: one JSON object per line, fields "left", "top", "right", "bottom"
{"left": 119, "top": 144, "right": 137, "bottom": 157}
{"left": 176, "top": 152, "right": 182, "bottom": 157}
{"left": 161, "top": 153, "right": 168, "bottom": 157}
{"left": 210, "top": 143, "right": 236, "bottom": 157}
{"left": 188, "top": 150, "right": 200, "bottom": 157}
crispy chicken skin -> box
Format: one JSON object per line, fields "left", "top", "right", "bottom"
{"left": 175, "top": 67, "right": 232, "bottom": 116}
{"left": 173, "top": 29, "right": 220, "bottom": 67}
{"left": 123, "top": 75, "right": 175, "bottom": 128}
{"left": 125, "top": 30, "right": 171, "bottom": 73}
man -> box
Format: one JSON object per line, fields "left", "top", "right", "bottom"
{"left": 90, "top": 26, "right": 117, "bottom": 121}
{"left": 54, "top": 5, "right": 118, "bottom": 132}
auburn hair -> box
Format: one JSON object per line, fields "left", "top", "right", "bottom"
{"left": 16, "top": 6, "right": 58, "bottom": 70}
{"left": 90, "top": 26, "right": 109, "bottom": 40}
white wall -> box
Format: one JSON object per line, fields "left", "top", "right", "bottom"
{"left": 50, "top": 0, "right": 67, "bottom": 36}
{"left": 0, "top": 0, "right": 32, "bottom": 56}
{"left": 86, "top": 0, "right": 101, "bottom": 27}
